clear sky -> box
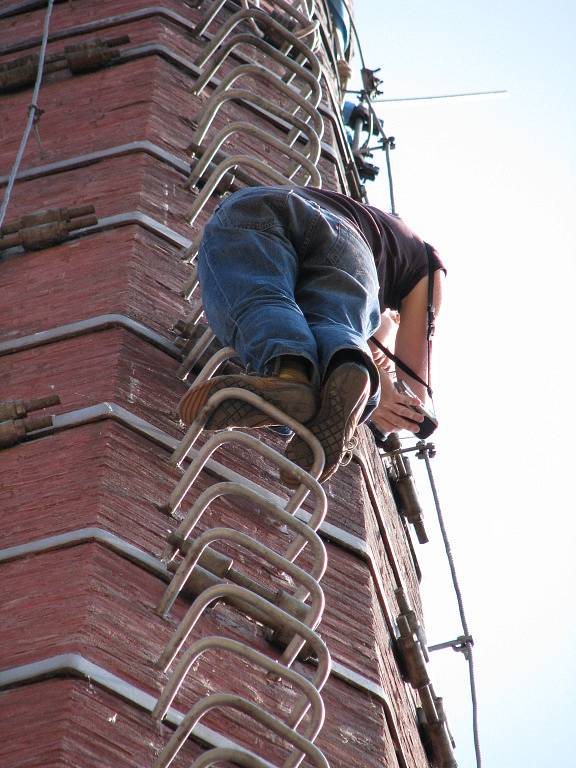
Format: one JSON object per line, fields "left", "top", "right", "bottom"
{"left": 351, "top": 1, "right": 576, "bottom": 766}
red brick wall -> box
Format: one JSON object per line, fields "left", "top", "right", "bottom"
{"left": 0, "top": 2, "right": 430, "bottom": 767}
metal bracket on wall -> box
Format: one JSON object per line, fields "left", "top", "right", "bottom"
{"left": 379, "top": 432, "right": 429, "bottom": 544}
{"left": 396, "top": 614, "right": 457, "bottom": 768}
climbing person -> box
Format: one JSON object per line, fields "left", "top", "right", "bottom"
{"left": 178, "top": 185, "right": 445, "bottom": 483}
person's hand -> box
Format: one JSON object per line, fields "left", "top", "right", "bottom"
{"left": 371, "top": 371, "right": 424, "bottom": 434}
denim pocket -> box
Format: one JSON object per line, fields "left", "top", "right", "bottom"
{"left": 216, "top": 187, "right": 288, "bottom": 231}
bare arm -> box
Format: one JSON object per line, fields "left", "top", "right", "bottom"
{"left": 394, "top": 270, "right": 444, "bottom": 402}
{"left": 371, "top": 271, "right": 444, "bottom": 433}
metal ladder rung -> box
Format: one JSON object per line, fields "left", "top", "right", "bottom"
{"left": 153, "top": 635, "right": 324, "bottom": 737}
{"left": 194, "top": 0, "right": 314, "bottom": 41}
{"left": 186, "top": 121, "right": 322, "bottom": 191}
{"left": 158, "top": 527, "right": 324, "bottom": 666}
{"left": 186, "top": 154, "right": 294, "bottom": 227}
{"left": 189, "top": 88, "right": 321, "bottom": 164}
{"left": 167, "top": 393, "right": 325, "bottom": 499}
{"left": 178, "top": 326, "right": 215, "bottom": 379}
{"left": 187, "top": 748, "right": 274, "bottom": 768}
{"left": 192, "top": 33, "right": 320, "bottom": 98}
{"left": 194, "top": 9, "right": 320, "bottom": 81}
{"left": 152, "top": 691, "right": 330, "bottom": 768}
{"left": 194, "top": 63, "right": 323, "bottom": 142}
{"left": 161, "top": 480, "right": 326, "bottom": 574}
{"left": 157, "top": 584, "right": 330, "bottom": 699}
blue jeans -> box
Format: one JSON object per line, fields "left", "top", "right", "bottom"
{"left": 198, "top": 186, "right": 381, "bottom": 419}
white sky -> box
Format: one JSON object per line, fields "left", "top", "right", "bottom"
{"left": 352, "top": 1, "right": 576, "bottom": 766}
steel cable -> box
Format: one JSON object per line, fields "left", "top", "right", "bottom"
{"left": 336, "top": 2, "right": 396, "bottom": 213}
{"left": 0, "top": 0, "right": 54, "bottom": 229}
{"left": 422, "top": 448, "right": 482, "bottom": 768}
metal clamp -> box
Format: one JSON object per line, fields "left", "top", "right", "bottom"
{"left": 0, "top": 394, "right": 60, "bottom": 422}
{"left": 0, "top": 414, "right": 54, "bottom": 449}
{"left": 0, "top": 205, "right": 97, "bottom": 252}
{"left": 0, "top": 36, "right": 129, "bottom": 94}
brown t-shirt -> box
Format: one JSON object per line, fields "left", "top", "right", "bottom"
{"left": 296, "top": 186, "right": 445, "bottom": 310}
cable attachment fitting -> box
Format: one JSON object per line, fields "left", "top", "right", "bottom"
{"left": 0, "top": 414, "right": 53, "bottom": 450}
{"left": 361, "top": 67, "right": 383, "bottom": 98}
{"left": 64, "top": 37, "right": 130, "bottom": 74}
{"left": 0, "top": 394, "right": 60, "bottom": 422}
{"left": 395, "top": 587, "right": 429, "bottom": 662}
{"left": 396, "top": 614, "right": 430, "bottom": 689}
{"left": 416, "top": 440, "right": 436, "bottom": 460}
{"left": 0, "top": 205, "right": 97, "bottom": 253}
{"left": 384, "top": 433, "right": 429, "bottom": 544}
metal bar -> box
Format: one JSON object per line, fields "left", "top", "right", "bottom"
{"left": 192, "top": 78, "right": 322, "bottom": 151}
{"left": 15, "top": 401, "right": 396, "bottom": 618}
{"left": 0, "top": 653, "right": 277, "bottom": 767}
{"left": 159, "top": 528, "right": 324, "bottom": 677}
{"left": 186, "top": 154, "right": 295, "bottom": 227}
{"left": 186, "top": 121, "right": 322, "bottom": 187}
{"left": 0, "top": 141, "right": 189, "bottom": 188}
{"left": 185, "top": 119, "right": 321, "bottom": 187}
{"left": 166, "top": 398, "right": 325, "bottom": 506}
{"left": 153, "top": 635, "right": 324, "bottom": 738}
{"left": 0, "top": 533, "right": 401, "bottom": 722}
{"left": 189, "top": 88, "right": 321, "bottom": 165}
{"left": 161, "top": 481, "right": 326, "bottom": 578}
{"left": 193, "top": 32, "right": 319, "bottom": 97}
{"left": 154, "top": 639, "right": 324, "bottom": 764}
{"left": 0, "top": 314, "right": 182, "bottom": 360}
{"left": 153, "top": 692, "right": 329, "bottom": 768}
{"left": 178, "top": 327, "right": 216, "bottom": 378}
{"left": 189, "top": 749, "right": 271, "bottom": 768}
{"left": 194, "top": 9, "right": 320, "bottom": 78}
{"left": 158, "top": 526, "right": 324, "bottom": 632}
{"left": 194, "top": 0, "right": 312, "bottom": 39}
{"left": 157, "top": 582, "right": 330, "bottom": 679}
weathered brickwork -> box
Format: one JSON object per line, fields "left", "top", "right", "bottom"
{"left": 0, "top": 2, "right": 432, "bottom": 767}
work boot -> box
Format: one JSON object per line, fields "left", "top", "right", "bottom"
{"left": 282, "top": 362, "right": 371, "bottom": 485}
{"left": 178, "top": 374, "right": 317, "bottom": 430}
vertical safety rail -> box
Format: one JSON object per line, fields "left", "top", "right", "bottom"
{"left": 153, "top": 2, "right": 334, "bottom": 766}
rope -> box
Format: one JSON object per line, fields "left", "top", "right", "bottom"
{"left": 0, "top": 0, "right": 54, "bottom": 230}
{"left": 422, "top": 448, "right": 482, "bottom": 768}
